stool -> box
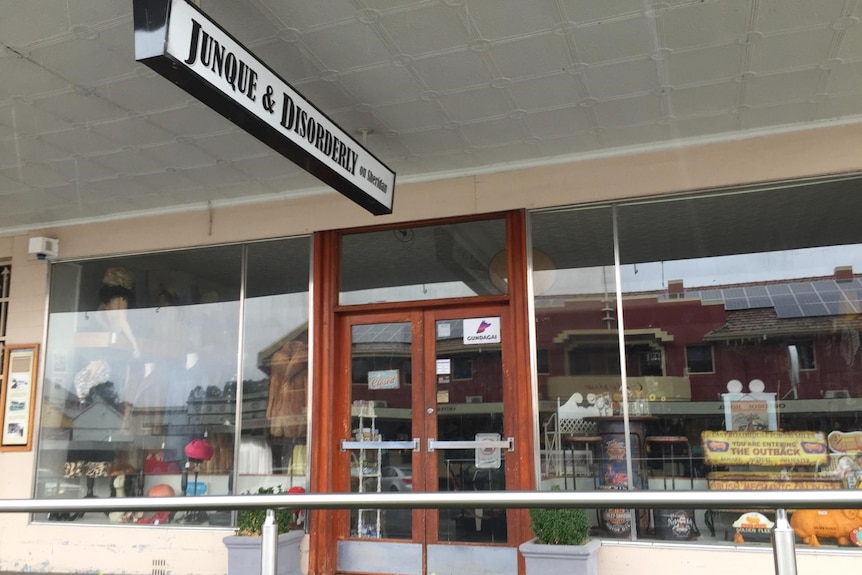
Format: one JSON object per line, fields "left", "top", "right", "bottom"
{"left": 645, "top": 436, "right": 692, "bottom": 488}
{"left": 561, "top": 436, "right": 603, "bottom": 490}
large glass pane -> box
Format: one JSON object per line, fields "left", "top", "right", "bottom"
{"left": 339, "top": 218, "right": 507, "bottom": 305}
{"left": 36, "top": 246, "right": 241, "bottom": 526}
{"left": 236, "top": 238, "right": 311, "bottom": 513}
{"left": 435, "top": 317, "right": 506, "bottom": 544}
{"left": 349, "top": 322, "right": 413, "bottom": 540}
{"left": 533, "top": 179, "right": 862, "bottom": 547}
{"left": 531, "top": 207, "right": 647, "bottom": 538}
{"left": 616, "top": 183, "right": 862, "bottom": 546}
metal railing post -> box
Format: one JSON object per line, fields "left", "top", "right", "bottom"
{"left": 772, "top": 508, "right": 797, "bottom": 575}
{"left": 261, "top": 508, "right": 278, "bottom": 575}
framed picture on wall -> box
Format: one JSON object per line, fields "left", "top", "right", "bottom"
{"left": 1, "top": 344, "right": 40, "bottom": 451}
{"left": 723, "top": 392, "right": 778, "bottom": 432}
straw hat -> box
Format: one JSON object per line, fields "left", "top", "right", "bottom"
{"left": 102, "top": 266, "right": 134, "bottom": 290}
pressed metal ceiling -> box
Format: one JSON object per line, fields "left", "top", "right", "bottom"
{"left": 3, "top": 0, "right": 862, "bottom": 233}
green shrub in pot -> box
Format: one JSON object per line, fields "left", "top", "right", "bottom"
{"left": 235, "top": 486, "right": 298, "bottom": 536}
{"left": 528, "top": 505, "right": 592, "bottom": 545}
{"left": 520, "top": 486, "right": 600, "bottom": 575}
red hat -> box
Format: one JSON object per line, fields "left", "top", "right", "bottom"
{"left": 184, "top": 438, "right": 214, "bottom": 462}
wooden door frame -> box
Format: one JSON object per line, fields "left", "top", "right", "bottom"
{"left": 308, "top": 210, "right": 536, "bottom": 575}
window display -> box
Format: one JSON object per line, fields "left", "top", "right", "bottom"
{"left": 35, "top": 238, "right": 311, "bottom": 527}
{"left": 532, "top": 183, "right": 862, "bottom": 547}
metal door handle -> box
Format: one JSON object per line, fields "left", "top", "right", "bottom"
{"left": 341, "top": 438, "right": 420, "bottom": 452}
{"left": 427, "top": 438, "right": 514, "bottom": 452}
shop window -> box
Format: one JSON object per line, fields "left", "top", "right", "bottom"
{"left": 685, "top": 345, "right": 714, "bottom": 374}
{"left": 536, "top": 349, "right": 549, "bottom": 374}
{"left": 452, "top": 357, "right": 473, "bottom": 380}
{"left": 635, "top": 347, "right": 664, "bottom": 376}
{"left": 339, "top": 217, "right": 507, "bottom": 305}
{"left": 35, "top": 238, "right": 311, "bottom": 527}
{"left": 532, "top": 180, "right": 862, "bottom": 547}
{"left": 238, "top": 238, "right": 311, "bottom": 497}
{"left": 568, "top": 346, "right": 620, "bottom": 376}
{"left": 788, "top": 340, "right": 816, "bottom": 370}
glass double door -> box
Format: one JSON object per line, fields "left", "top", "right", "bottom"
{"left": 338, "top": 305, "right": 516, "bottom": 574}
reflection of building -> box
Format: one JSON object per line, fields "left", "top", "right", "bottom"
{"left": 538, "top": 266, "right": 862, "bottom": 402}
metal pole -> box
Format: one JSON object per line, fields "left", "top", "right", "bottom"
{"left": 773, "top": 508, "right": 797, "bottom": 575}
{"left": 0, "top": 489, "right": 861, "bottom": 514}
{"left": 261, "top": 508, "right": 278, "bottom": 575}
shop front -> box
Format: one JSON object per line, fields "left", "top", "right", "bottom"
{"left": 3, "top": 151, "right": 862, "bottom": 575}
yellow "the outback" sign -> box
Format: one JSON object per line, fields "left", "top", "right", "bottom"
{"left": 702, "top": 431, "right": 829, "bottom": 467}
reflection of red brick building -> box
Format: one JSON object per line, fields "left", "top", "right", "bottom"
{"left": 537, "top": 268, "right": 862, "bottom": 401}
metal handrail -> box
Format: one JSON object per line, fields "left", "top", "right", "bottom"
{"left": 0, "top": 489, "right": 860, "bottom": 513}
{"left": 4, "top": 490, "right": 859, "bottom": 575}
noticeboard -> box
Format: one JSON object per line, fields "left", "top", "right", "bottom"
{"left": 1, "top": 344, "right": 39, "bottom": 451}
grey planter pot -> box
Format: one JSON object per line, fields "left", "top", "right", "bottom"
{"left": 519, "top": 538, "right": 601, "bottom": 575}
{"left": 223, "top": 530, "right": 304, "bottom": 575}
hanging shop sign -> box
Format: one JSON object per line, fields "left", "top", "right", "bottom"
{"left": 368, "top": 369, "right": 400, "bottom": 391}
{"left": 702, "top": 430, "right": 829, "bottom": 467}
{"left": 133, "top": 0, "right": 395, "bottom": 215}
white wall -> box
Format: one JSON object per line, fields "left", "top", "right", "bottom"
{"left": 598, "top": 542, "right": 862, "bottom": 574}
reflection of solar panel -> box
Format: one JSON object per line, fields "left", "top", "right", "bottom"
{"left": 817, "top": 289, "right": 842, "bottom": 302}
{"left": 799, "top": 302, "right": 828, "bottom": 316}
{"left": 746, "top": 295, "right": 773, "bottom": 308}
{"left": 794, "top": 291, "right": 820, "bottom": 305}
{"left": 769, "top": 287, "right": 808, "bottom": 318}
{"left": 352, "top": 323, "right": 412, "bottom": 343}
{"left": 774, "top": 302, "right": 803, "bottom": 318}
{"left": 789, "top": 282, "right": 816, "bottom": 294}
{"left": 724, "top": 287, "right": 746, "bottom": 298}
{"left": 681, "top": 278, "right": 862, "bottom": 318}
{"left": 811, "top": 280, "right": 835, "bottom": 291}
{"left": 724, "top": 298, "right": 748, "bottom": 310}
{"left": 824, "top": 302, "right": 842, "bottom": 315}
{"left": 770, "top": 293, "right": 796, "bottom": 306}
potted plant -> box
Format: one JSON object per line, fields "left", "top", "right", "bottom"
{"left": 519, "top": 489, "right": 601, "bottom": 575}
{"left": 223, "top": 486, "right": 305, "bottom": 575}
